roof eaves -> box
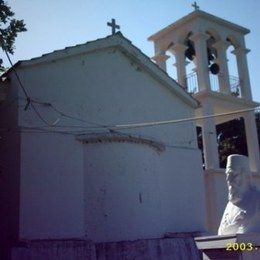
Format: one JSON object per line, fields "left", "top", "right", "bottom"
{"left": 0, "top": 61, "right": 22, "bottom": 78}
{"left": 1, "top": 32, "right": 198, "bottom": 108}
{"left": 7, "top": 34, "right": 121, "bottom": 70}
{"left": 148, "top": 10, "right": 250, "bottom": 42}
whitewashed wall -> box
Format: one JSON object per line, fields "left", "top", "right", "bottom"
{"left": 14, "top": 47, "right": 206, "bottom": 240}
{"left": 20, "top": 133, "right": 85, "bottom": 239}
{"left": 17, "top": 49, "right": 197, "bottom": 147}
{"left": 84, "top": 143, "right": 205, "bottom": 242}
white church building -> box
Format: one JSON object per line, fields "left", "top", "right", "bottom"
{"left": 1, "top": 7, "right": 260, "bottom": 260}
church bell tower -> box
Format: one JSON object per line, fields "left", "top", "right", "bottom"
{"left": 148, "top": 7, "right": 260, "bottom": 174}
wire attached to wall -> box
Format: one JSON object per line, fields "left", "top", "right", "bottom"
{"left": 1, "top": 35, "right": 59, "bottom": 126}
{"left": 109, "top": 107, "right": 259, "bottom": 130}
{"left": 1, "top": 34, "right": 259, "bottom": 134}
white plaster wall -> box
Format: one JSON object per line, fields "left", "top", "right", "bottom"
{"left": 17, "top": 49, "right": 197, "bottom": 148}
{"left": 14, "top": 47, "right": 205, "bottom": 240}
{"left": 84, "top": 143, "right": 205, "bottom": 242}
{"left": 20, "top": 132, "right": 85, "bottom": 239}
{"left": 207, "top": 171, "right": 228, "bottom": 233}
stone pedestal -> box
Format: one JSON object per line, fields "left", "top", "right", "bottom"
{"left": 195, "top": 233, "right": 260, "bottom": 260}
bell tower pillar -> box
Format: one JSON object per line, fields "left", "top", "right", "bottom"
{"left": 170, "top": 43, "right": 188, "bottom": 88}
{"left": 190, "top": 33, "right": 211, "bottom": 92}
{"left": 151, "top": 50, "right": 170, "bottom": 71}
{"left": 232, "top": 47, "right": 252, "bottom": 100}
{"left": 201, "top": 100, "right": 219, "bottom": 169}
{"left": 213, "top": 41, "right": 231, "bottom": 94}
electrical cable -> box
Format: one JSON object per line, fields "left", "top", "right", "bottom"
{"left": 0, "top": 35, "right": 67, "bottom": 126}
{"left": 17, "top": 96, "right": 115, "bottom": 129}
{"left": 109, "top": 106, "right": 259, "bottom": 130}
{"left": 30, "top": 103, "right": 60, "bottom": 126}
{"left": 13, "top": 99, "right": 260, "bottom": 132}
{"left": 1, "top": 35, "right": 259, "bottom": 133}
{"left": 2, "top": 45, "right": 29, "bottom": 99}
{"left": 0, "top": 126, "right": 198, "bottom": 149}
{"left": 48, "top": 103, "right": 113, "bottom": 129}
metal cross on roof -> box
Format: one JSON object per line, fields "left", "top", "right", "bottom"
{"left": 107, "top": 18, "right": 120, "bottom": 35}
{"left": 192, "top": 1, "right": 200, "bottom": 11}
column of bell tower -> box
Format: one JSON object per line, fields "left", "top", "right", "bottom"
{"left": 151, "top": 50, "right": 169, "bottom": 71}
{"left": 212, "top": 41, "right": 231, "bottom": 94}
{"left": 189, "top": 31, "right": 219, "bottom": 169}
{"left": 190, "top": 32, "right": 211, "bottom": 92}
{"left": 170, "top": 43, "right": 188, "bottom": 89}
{"left": 232, "top": 47, "right": 252, "bottom": 100}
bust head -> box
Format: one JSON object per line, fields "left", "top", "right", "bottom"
{"left": 218, "top": 155, "right": 260, "bottom": 235}
{"left": 226, "top": 155, "right": 252, "bottom": 205}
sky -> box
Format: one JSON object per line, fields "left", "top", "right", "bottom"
{"left": 4, "top": 0, "right": 260, "bottom": 101}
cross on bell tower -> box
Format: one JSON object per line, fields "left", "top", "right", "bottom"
{"left": 107, "top": 18, "right": 120, "bottom": 35}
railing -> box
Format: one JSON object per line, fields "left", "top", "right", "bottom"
{"left": 185, "top": 72, "right": 198, "bottom": 94}
{"left": 229, "top": 75, "right": 241, "bottom": 97}
{"left": 185, "top": 72, "right": 241, "bottom": 97}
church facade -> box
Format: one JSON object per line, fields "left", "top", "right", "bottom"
{"left": 0, "top": 32, "right": 206, "bottom": 259}
{"left": 1, "top": 5, "right": 260, "bottom": 259}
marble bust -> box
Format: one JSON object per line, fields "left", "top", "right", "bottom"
{"left": 218, "top": 154, "right": 260, "bottom": 235}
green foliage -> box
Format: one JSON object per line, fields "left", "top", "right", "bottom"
{"left": 197, "top": 112, "right": 260, "bottom": 168}
{"left": 216, "top": 118, "right": 248, "bottom": 168}
{"left": 0, "top": 0, "right": 26, "bottom": 71}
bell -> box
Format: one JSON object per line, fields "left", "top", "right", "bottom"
{"left": 209, "top": 63, "right": 220, "bottom": 74}
{"left": 185, "top": 47, "right": 195, "bottom": 60}
{"left": 185, "top": 40, "right": 196, "bottom": 61}
{"left": 207, "top": 48, "right": 214, "bottom": 64}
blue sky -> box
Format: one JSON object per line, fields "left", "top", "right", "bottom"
{"left": 4, "top": 0, "right": 260, "bottom": 101}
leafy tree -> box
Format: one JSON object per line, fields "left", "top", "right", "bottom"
{"left": 216, "top": 118, "right": 248, "bottom": 168}
{"left": 197, "top": 112, "right": 260, "bottom": 168}
{"left": 0, "top": 0, "right": 26, "bottom": 71}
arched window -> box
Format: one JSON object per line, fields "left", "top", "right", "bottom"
{"left": 226, "top": 36, "right": 240, "bottom": 97}
{"left": 183, "top": 32, "right": 197, "bottom": 93}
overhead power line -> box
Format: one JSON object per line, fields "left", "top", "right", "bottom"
{"left": 14, "top": 106, "right": 260, "bottom": 133}
{"left": 109, "top": 107, "right": 259, "bottom": 130}
{"left": 1, "top": 39, "right": 113, "bottom": 129}
{"left": 1, "top": 35, "right": 57, "bottom": 126}
{"left": 1, "top": 42, "right": 29, "bottom": 99}
{"left": 1, "top": 35, "right": 259, "bottom": 133}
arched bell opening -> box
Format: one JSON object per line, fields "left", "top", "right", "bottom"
{"left": 183, "top": 32, "right": 198, "bottom": 93}
{"left": 183, "top": 31, "right": 222, "bottom": 94}
{"left": 205, "top": 31, "right": 220, "bottom": 92}
{"left": 165, "top": 43, "right": 177, "bottom": 80}
{"left": 226, "top": 37, "right": 241, "bottom": 97}
{"left": 165, "top": 39, "right": 190, "bottom": 90}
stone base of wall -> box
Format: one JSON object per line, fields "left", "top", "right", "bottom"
{"left": 12, "top": 240, "right": 96, "bottom": 260}
{"left": 12, "top": 233, "right": 202, "bottom": 260}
